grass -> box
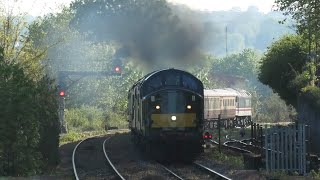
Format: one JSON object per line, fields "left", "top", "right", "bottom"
{"left": 59, "top": 130, "right": 107, "bottom": 146}
{"left": 59, "top": 129, "right": 130, "bottom": 146}
{"left": 311, "top": 169, "right": 320, "bottom": 180}
{"left": 208, "top": 148, "right": 244, "bottom": 169}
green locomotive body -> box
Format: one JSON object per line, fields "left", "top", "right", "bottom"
{"left": 128, "top": 68, "right": 204, "bottom": 160}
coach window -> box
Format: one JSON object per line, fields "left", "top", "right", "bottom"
{"left": 216, "top": 98, "right": 220, "bottom": 108}
{"left": 245, "top": 99, "right": 251, "bottom": 107}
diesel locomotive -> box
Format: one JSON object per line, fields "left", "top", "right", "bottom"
{"left": 128, "top": 68, "right": 204, "bottom": 160}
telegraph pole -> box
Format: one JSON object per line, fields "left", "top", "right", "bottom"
{"left": 225, "top": 26, "right": 228, "bottom": 56}
{"left": 59, "top": 95, "right": 67, "bottom": 133}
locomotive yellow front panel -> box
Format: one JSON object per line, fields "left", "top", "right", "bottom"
{"left": 151, "top": 113, "right": 196, "bottom": 128}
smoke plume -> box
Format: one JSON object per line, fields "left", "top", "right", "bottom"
{"left": 70, "top": 0, "right": 218, "bottom": 69}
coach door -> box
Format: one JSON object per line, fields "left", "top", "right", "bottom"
{"left": 236, "top": 96, "right": 239, "bottom": 115}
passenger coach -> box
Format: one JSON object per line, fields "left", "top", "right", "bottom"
{"left": 204, "top": 88, "right": 252, "bottom": 126}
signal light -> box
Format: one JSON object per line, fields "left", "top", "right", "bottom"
{"left": 114, "top": 66, "right": 121, "bottom": 73}
{"left": 203, "top": 132, "right": 212, "bottom": 139}
{"left": 113, "top": 66, "right": 122, "bottom": 76}
{"left": 59, "top": 91, "right": 65, "bottom": 97}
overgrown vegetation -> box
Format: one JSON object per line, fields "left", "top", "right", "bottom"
{"left": 0, "top": 5, "right": 60, "bottom": 176}
{"left": 301, "top": 86, "right": 320, "bottom": 109}
{"left": 209, "top": 149, "right": 244, "bottom": 169}
{"left": 260, "top": 170, "right": 299, "bottom": 179}
{"left": 59, "top": 131, "right": 107, "bottom": 145}
{"left": 260, "top": 1, "right": 320, "bottom": 110}
{"left": 310, "top": 169, "right": 320, "bottom": 180}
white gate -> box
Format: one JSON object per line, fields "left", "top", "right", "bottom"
{"left": 264, "top": 124, "right": 306, "bottom": 175}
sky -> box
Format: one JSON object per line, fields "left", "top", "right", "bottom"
{"left": 3, "top": 0, "right": 276, "bottom": 16}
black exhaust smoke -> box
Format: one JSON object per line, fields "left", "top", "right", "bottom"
{"left": 70, "top": 0, "right": 217, "bottom": 69}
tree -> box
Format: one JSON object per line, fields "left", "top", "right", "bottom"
{"left": 212, "top": 49, "right": 260, "bottom": 82}
{"left": 0, "top": 9, "right": 46, "bottom": 80}
{"left": 275, "top": 0, "right": 320, "bottom": 44}
{"left": 259, "top": 34, "right": 308, "bottom": 107}
{"left": 0, "top": 2, "right": 60, "bottom": 175}
{"left": 275, "top": 0, "right": 320, "bottom": 87}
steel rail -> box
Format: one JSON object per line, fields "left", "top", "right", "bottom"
{"left": 158, "top": 163, "right": 185, "bottom": 180}
{"left": 193, "top": 162, "right": 232, "bottom": 180}
{"left": 72, "top": 138, "right": 89, "bottom": 180}
{"left": 211, "top": 139, "right": 252, "bottom": 154}
{"left": 103, "top": 137, "right": 126, "bottom": 180}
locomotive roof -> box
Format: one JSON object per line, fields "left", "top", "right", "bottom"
{"left": 130, "top": 68, "right": 199, "bottom": 88}
{"left": 142, "top": 68, "right": 197, "bottom": 81}
{"left": 128, "top": 68, "right": 204, "bottom": 97}
{"left": 204, "top": 88, "right": 251, "bottom": 97}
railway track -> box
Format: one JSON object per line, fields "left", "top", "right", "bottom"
{"left": 209, "top": 139, "right": 261, "bottom": 154}
{"left": 159, "top": 161, "right": 232, "bottom": 180}
{"left": 224, "top": 140, "right": 261, "bottom": 154}
{"left": 72, "top": 136, "right": 122, "bottom": 180}
{"left": 102, "top": 137, "right": 125, "bottom": 180}
{"left": 72, "top": 134, "right": 233, "bottom": 179}
{"left": 193, "top": 162, "right": 232, "bottom": 180}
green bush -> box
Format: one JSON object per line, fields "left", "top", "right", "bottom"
{"left": 65, "top": 106, "right": 115, "bottom": 131}
{"left": 310, "top": 169, "right": 320, "bottom": 179}
{"left": 0, "top": 49, "right": 59, "bottom": 175}
{"left": 105, "top": 111, "right": 128, "bottom": 129}
{"left": 301, "top": 86, "right": 320, "bottom": 109}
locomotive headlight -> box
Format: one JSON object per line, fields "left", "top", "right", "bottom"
{"left": 187, "top": 105, "right": 192, "bottom": 109}
{"left": 155, "top": 105, "right": 160, "bottom": 110}
{"left": 171, "top": 115, "right": 177, "bottom": 121}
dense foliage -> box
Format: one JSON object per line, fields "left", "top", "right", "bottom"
{"left": 300, "top": 86, "right": 320, "bottom": 109}
{"left": 0, "top": 9, "right": 60, "bottom": 176}
{"left": 0, "top": 48, "right": 60, "bottom": 176}
{"left": 259, "top": 35, "right": 308, "bottom": 107}
{"left": 259, "top": 0, "right": 320, "bottom": 110}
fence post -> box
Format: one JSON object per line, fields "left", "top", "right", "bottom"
{"left": 290, "top": 125, "right": 293, "bottom": 171}
{"left": 302, "top": 124, "right": 306, "bottom": 175}
{"left": 285, "top": 127, "right": 289, "bottom": 171}
{"left": 218, "top": 114, "right": 221, "bottom": 153}
{"left": 265, "top": 126, "right": 269, "bottom": 172}
{"left": 293, "top": 125, "right": 299, "bottom": 171}
{"left": 281, "top": 128, "right": 284, "bottom": 170}
{"left": 270, "top": 128, "right": 274, "bottom": 171}
{"left": 277, "top": 128, "right": 280, "bottom": 170}
{"left": 251, "top": 121, "right": 253, "bottom": 140}
{"left": 260, "top": 126, "right": 263, "bottom": 153}
{"left": 254, "top": 123, "right": 257, "bottom": 141}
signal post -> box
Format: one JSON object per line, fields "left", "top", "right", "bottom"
{"left": 57, "top": 66, "right": 122, "bottom": 133}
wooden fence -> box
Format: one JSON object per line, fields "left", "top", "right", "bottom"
{"left": 264, "top": 124, "right": 306, "bottom": 175}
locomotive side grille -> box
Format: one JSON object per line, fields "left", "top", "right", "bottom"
{"left": 151, "top": 113, "right": 196, "bottom": 128}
